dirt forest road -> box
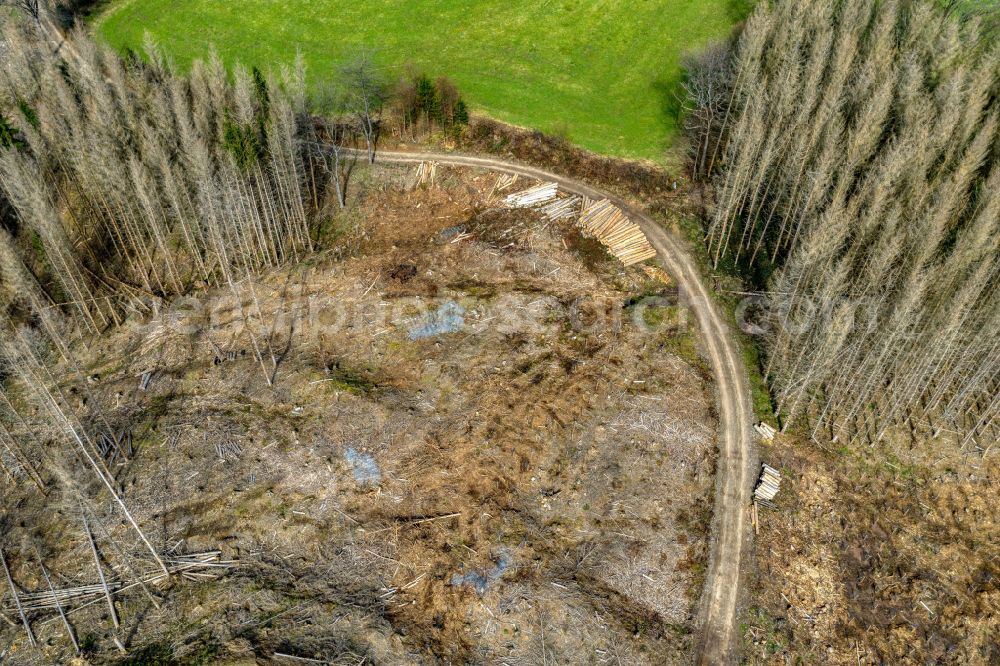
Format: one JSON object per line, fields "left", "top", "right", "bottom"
{"left": 364, "top": 149, "right": 754, "bottom": 664}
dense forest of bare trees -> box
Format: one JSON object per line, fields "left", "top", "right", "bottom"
{"left": 693, "top": 0, "right": 999, "bottom": 447}
{"left": 0, "top": 19, "right": 321, "bottom": 329}
{"left": 0, "top": 12, "right": 347, "bottom": 578}
{"left": 0, "top": 3, "right": 478, "bottom": 520}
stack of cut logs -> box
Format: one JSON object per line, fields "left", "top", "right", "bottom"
{"left": 751, "top": 463, "right": 782, "bottom": 533}
{"left": 754, "top": 463, "right": 781, "bottom": 506}
{"left": 754, "top": 422, "right": 777, "bottom": 442}
{"left": 578, "top": 199, "right": 658, "bottom": 266}
{"left": 497, "top": 180, "right": 659, "bottom": 267}
{"left": 504, "top": 182, "right": 559, "bottom": 208}
{"left": 539, "top": 195, "right": 581, "bottom": 221}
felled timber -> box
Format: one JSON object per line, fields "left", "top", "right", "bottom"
{"left": 215, "top": 440, "right": 244, "bottom": 462}
{"left": 83, "top": 511, "right": 119, "bottom": 630}
{"left": 497, "top": 182, "right": 657, "bottom": 267}
{"left": 1, "top": 547, "right": 35, "bottom": 647}
{"left": 578, "top": 199, "right": 657, "bottom": 266}
{"left": 409, "top": 161, "right": 438, "bottom": 190}
{"left": 2, "top": 551, "right": 234, "bottom": 614}
{"left": 642, "top": 265, "right": 672, "bottom": 285}
{"left": 754, "top": 422, "right": 777, "bottom": 441}
{"left": 38, "top": 555, "right": 79, "bottom": 654}
{"left": 97, "top": 429, "right": 133, "bottom": 465}
{"left": 539, "top": 195, "right": 581, "bottom": 221}
{"left": 505, "top": 182, "right": 559, "bottom": 208}
{"left": 489, "top": 173, "right": 519, "bottom": 199}
{"left": 754, "top": 463, "right": 782, "bottom": 504}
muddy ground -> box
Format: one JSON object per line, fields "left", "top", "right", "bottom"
{"left": 0, "top": 165, "right": 718, "bottom": 664}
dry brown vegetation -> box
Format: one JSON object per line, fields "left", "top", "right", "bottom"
{"left": 455, "top": 118, "right": 681, "bottom": 207}
{"left": 0, "top": 16, "right": 724, "bottom": 663}
{"left": 742, "top": 432, "right": 999, "bottom": 664}
{"left": 0, "top": 166, "right": 717, "bottom": 663}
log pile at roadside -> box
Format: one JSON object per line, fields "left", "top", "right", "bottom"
{"left": 754, "top": 464, "right": 781, "bottom": 507}
{"left": 504, "top": 182, "right": 559, "bottom": 208}
{"left": 578, "top": 199, "right": 658, "bottom": 266}
{"left": 754, "top": 422, "right": 777, "bottom": 442}
{"left": 500, "top": 182, "right": 658, "bottom": 267}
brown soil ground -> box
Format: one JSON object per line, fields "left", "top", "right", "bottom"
{"left": 741, "top": 429, "right": 1000, "bottom": 665}
{"left": 0, "top": 165, "right": 717, "bottom": 664}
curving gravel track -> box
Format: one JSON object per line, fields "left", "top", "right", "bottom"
{"left": 360, "top": 149, "right": 754, "bottom": 664}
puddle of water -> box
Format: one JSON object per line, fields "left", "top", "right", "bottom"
{"left": 345, "top": 447, "right": 381, "bottom": 485}
{"left": 408, "top": 301, "right": 466, "bottom": 340}
{"left": 438, "top": 224, "right": 467, "bottom": 241}
{"left": 451, "top": 550, "right": 513, "bottom": 594}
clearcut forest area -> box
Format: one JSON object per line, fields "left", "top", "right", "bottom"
{"left": 95, "top": 0, "right": 742, "bottom": 161}
{"left": 1, "top": 0, "right": 999, "bottom": 664}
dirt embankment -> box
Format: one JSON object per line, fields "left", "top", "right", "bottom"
{"left": 379, "top": 115, "right": 686, "bottom": 208}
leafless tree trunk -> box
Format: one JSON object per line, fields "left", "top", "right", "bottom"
{"left": 699, "top": 0, "right": 1000, "bottom": 448}
{"left": 339, "top": 51, "right": 387, "bottom": 164}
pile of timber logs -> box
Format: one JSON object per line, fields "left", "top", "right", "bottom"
{"left": 539, "top": 195, "right": 581, "bottom": 221}
{"left": 754, "top": 463, "right": 781, "bottom": 507}
{"left": 578, "top": 199, "right": 658, "bottom": 266}
{"left": 504, "top": 182, "right": 559, "bottom": 208}
{"left": 754, "top": 422, "right": 777, "bottom": 442}
{"left": 495, "top": 180, "right": 659, "bottom": 268}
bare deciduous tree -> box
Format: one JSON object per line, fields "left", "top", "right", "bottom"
{"left": 339, "top": 50, "right": 388, "bottom": 164}
{"left": 681, "top": 43, "right": 732, "bottom": 179}
{"left": 311, "top": 83, "right": 353, "bottom": 208}
{"left": 2, "top": 0, "right": 43, "bottom": 22}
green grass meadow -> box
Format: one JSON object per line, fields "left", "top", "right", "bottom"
{"left": 96, "top": 1, "right": 743, "bottom": 162}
